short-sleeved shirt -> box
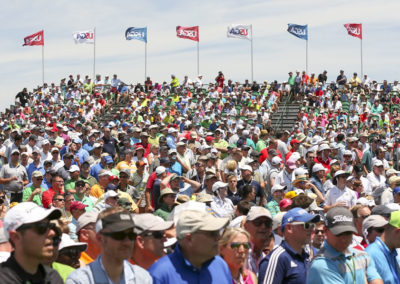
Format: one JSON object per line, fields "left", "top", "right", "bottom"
{"left": 149, "top": 245, "right": 232, "bottom": 284}
{"left": 259, "top": 240, "right": 309, "bottom": 284}
{"left": 325, "top": 185, "right": 357, "bottom": 208}
{"left": 365, "top": 237, "right": 400, "bottom": 284}
{"left": 0, "top": 164, "right": 28, "bottom": 193}
{"left": 307, "top": 241, "right": 381, "bottom": 284}
{"left": 22, "top": 185, "right": 46, "bottom": 206}
{"left": 266, "top": 199, "right": 280, "bottom": 217}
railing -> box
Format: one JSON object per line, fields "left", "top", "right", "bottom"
{"left": 273, "top": 92, "right": 293, "bottom": 133}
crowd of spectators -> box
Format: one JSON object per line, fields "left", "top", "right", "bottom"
{"left": 0, "top": 70, "right": 398, "bottom": 283}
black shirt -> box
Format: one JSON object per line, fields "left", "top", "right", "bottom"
{"left": 0, "top": 253, "right": 63, "bottom": 284}
{"left": 16, "top": 91, "right": 29, "bottom": 106}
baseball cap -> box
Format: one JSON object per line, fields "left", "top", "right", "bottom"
{"left": 3, "top": 202, "right": 62, "bottom": 239}
{"left": 281, "top": 207, "right": 320, "bottom": 232}
{"left": 279, "top": 198, "right": 293, "bottom": 209}
{"left": 271, "top": 183, "right": 286, "bottom": 194}
{"left": 95, "top": 211, "right": 135, "bottom": 233}
{"left": 76, "top": 211, "right": 98, "bottom": 232}
{"left": 372, "top": 205, "right": 394, "bottom": 218}
{"left": 212, "top": 181, "right": 228, "bottom": 193}
{"left": 240, "top": 165, "right": 253, "bottom": 172}
{"left": 104, "top": 190, "right": 119, "bottom": 200}
{"left": 389, "top": 211, "right": 400, "bottom": 228}
{"left": 325, "top": 207, "right": 357, "bottom": 235}
{"left": 98, "top": 169, "right": 112, "bottom": 177}
{"left": 58, "top": 233, "right": 87, "bottom": 252}
{"left": 271, "top": 156, "right": 282, "bottom": 166}
{"left": 393, "top": 187, "right": 400, "bottom": 195}
{"left": 68, "top": 165, "right": 80, "bottom": 172}
{"left": 104, "top": 156, "right": 113, "bottom": 164}
{"left": 290, "top": 139, "right": 301, "bottom": 146}
{"left": 155, "top": 166, "right": 167, "bottom": 175}
{"left": 246, "top": 206, "right": 272, "bottom": 222}
{"left": 32, "top": 171, "right": 43, "bottom": 178}
{"left": 70, "top": 201, "right": 87, "bottom": 211}
{"left": 362, "top": 215, "right": 388, "bottom": 236}
{"left": 133, "top": 213, "right": 174, "bottom": 234}
{"left": 312, "top": 163, "right": 326, "bottom": 173}
{"left": 373, "top": 160, "right": 383, "bottom": 167}
{"left": 285, "top": 159, "right": 297, "bottom": 170}
{"left": 117, "top": 197, "right": 132, "bottom": 210}
{"left": 196, "top": 192, "right": 213, "bottom": 203}
{"left": 176, "top": 210, "right": 229, "bottom": 239}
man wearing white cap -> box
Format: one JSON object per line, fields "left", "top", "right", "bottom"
{"left": 310, "top": 163, "right": 326, "bottom": 195}
{"left": 131, "top": 213, "right": 173, "bottom": 269}
{"left": 0, "top": 202, "right": 63, "bottom": 283}
{"left": 210, "top": 181, "right": 235, "bottom": 218}
{"left": 167, "top": 128, "right": 178, "bottom": 150}
{"left": 367, "top": 159, "right": 386, "bottom": 191}
{"left": 266, "top": 156, "right": 282, "bottom": 195}
{"left": 238, "top": 165, "right": 264, "bottom": 206}
{"left": 266, "top": 184, "right": 285, "bottom": 217}
{"left": 149, "top": 210, "right": 231, "bottom": 283}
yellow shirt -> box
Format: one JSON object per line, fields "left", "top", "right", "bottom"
{"left": 115, "top": 161, "right": 137, "bottom": 175}
{"left": 148, "top": 135, "right": 159, "bottom": 146}
{"left": 90, "top": 184, "right": 105, "bottom": 199}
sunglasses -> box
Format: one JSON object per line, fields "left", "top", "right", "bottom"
{"left": 230, "top": 242, "right": 251, "bottom": 250}
{"left": 35, "top": 177, "right": 43, "bottom": 180}
{"left": 291, "top": 222, "right": 316, "bottom": 230}
{"left": 252, "top": 220, "right": 272, "bottom": 228}
{"left": 141, "top": 231, "right": 164, "bottom": 239}
{"left": 59, "top": 248, "right": 81, "bottom": 258}
{"left": 315, "top": 229, "right": 324, "bottom": 235}
{"left": 359, "top": 214, "right": 370, "bottom": 219}
{"left": 54, "top": 199, "right": 65, "bottom": 202}
{"left": 18, "top": 220, "right": 51, "bottom": 235}
{"left": 372, "top": 227, "right": 385, "bottom": 234}
{"left": 101, "top": 230, "right": 137, "bottom": 241}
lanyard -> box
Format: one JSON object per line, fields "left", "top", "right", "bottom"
{"left": 343, "top": 256, "right": 356, "bottom": 284}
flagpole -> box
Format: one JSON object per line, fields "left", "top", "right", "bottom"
{"left": 42, "top": 43, "right": 44, "bottom": 86}
{"left": 197, "top": 41, "right": 199, "bottom": 76}
{"left": 306, "top": 39, "right": 308, "bottom": 75}
{"left": 93, "top": 27, "right": 96, "bottom": 80}
{"left": 250, "top": 24, "right": 254, "bottom": 82}
{"left": 360, "top": 38, "right": 363, "bottom": 78}
{"left": 144, "top": 42, "right": 147, "bottom": 81}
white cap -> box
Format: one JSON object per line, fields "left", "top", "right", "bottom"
{"left": 68, "top": 165, "right": 80, "bottom": 172}
{"left": 59, "top": 233, "right": 87, "bottom": 252}
{"left": 212, "top": 181, "right": 228, "bottom": 193}
{"left": 318, "top": 144, "right": 330, "bottom": 152}
{"left": 272, "top": 212, "right": 286, "bottom": 231}
{"left": 104, "top": 190, "right": 119, "bottom": 200}
{"left": 312, "top": 163, "right": 326, "bottom": 173}
{"left": 271, "top": 156, "right": 282, "bottom": 166}
{"left": 3, "top": 202, "right": 61, "bottom": 239}
{"left": 373, "top": 160, "right": 383, "bottom": 167}
{"left": 290, "top": 152, "right": 301, "bottom": 162}
{"left": 168, "top": 128, "right": 178, "bottom": 134}
{"left": 168, "top": 149, "right": 177, "bottom": 155}
{"left": 343, "top": 150, "right": 352, "bottom": 156}
{"left": 271, "top": 183, "right": 286, "bottom": 194}
{"left": 155, "top": 166, "right": 167, "bottom": 175}
{"left": 240, "top": 165, "right": 253, "bottom": 172}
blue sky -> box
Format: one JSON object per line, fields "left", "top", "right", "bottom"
{"left": 1, "top": 0, "right": 400, "bottom": 111}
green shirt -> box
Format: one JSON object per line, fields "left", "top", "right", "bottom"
{"left": 154, "top": 203, "right": 172, "bottom": 221}
{"left": 22, "top": 185, "right": 46, "bottom": 206}
{"left": 256, "top": 140, "right": 267, "bottom": 152}
{"left": 52, "top": 262, "right": 75, "bottom": 282}
{"left": 65, "top": 179, "right": 77, "bottom": 192}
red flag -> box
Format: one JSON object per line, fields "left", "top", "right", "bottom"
{"left": 176, "top": 26, "right": 199, "bottom": 42}
{"left": 23, "top": 30, "right": 44, "bottom": 46}
{"left": 344, "top": 23, "right": 362, "bottom": 39}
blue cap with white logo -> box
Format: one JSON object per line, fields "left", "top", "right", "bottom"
{"left": 281, "top": 207, "right": 320, "bottom": 232}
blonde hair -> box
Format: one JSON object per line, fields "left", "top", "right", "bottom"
{"left": 226, "top": 160, "right": 238, "bottom": 171}
{"left": 219, "top": 227, "right": 250, "bottom": 247}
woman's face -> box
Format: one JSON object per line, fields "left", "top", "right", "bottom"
{"left": 228, "top": 178, "right": 237, "bottom": 189}
{"left": 220, "top": 233, "right": 250, "bottom": 270}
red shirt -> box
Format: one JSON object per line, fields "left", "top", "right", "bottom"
{"left": 314, "top": 156, "right": 331, "bottom": 172}
{"left": 259, "top": 148, "right": 282, "bottom": 164}
{"left": 42, "top": 187, "right": 65, "bottom": 209}
{"left": 135, "top": 143, "right": 151, "bottom": 158}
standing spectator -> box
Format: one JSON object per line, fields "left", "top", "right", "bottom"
{"left": 0, "top": 149, "right": 28, "bottom": 202}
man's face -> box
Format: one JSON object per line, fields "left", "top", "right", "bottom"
{"left": 312, "top": 224, "right": 325, "bottom": 248}
{"left": 354, "top": 207, "right": 371, "bottom": 234}
{"left": 32, "top": 175, "right": 43, "bottom": 187}
{"left": 244, "top": 217, "right": 272, "bottom": 246}
{"left": 10, "top": 152, "right": 20, "bottom": 163}
{"left": 272, "top": 190, "right": 283, "bottom": 202}
{"left": 326, "top": 230, "right": 353, "bottom": 252}
{"left": 52, "top": 195, "right": 65, "bottom": 209}
{"left": 287, "top": 222, "right": 315, "bottom": 244}
{"left": 189, "top": 230, "right": 221, "bottom": 261}
{"left": 138, "top": 230, "right": 167, "bottom": 259}
{"left": 13, "top": 219, "right": 56, "bottom": 261}
{"left": 98, "top": 229, "right": 135, "bottom": 261}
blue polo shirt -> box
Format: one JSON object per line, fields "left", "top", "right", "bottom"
{"left": 307, "top": 240, "right": 381, "bottom": 284}
{"left": 365, "top": 237, "right": 400, "bottom": 284}
{"left": 258, "top": 240, "right": 309, "bottom": 284}
{"left": 149, "top": 244, "right": 232, "bottom": 284}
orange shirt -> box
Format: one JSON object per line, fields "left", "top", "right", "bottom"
{"left": 79, "top": 252, "right": 94, "bottom": 266}
{"left": 90, "top": 184, "right": 105, "bottom": 199}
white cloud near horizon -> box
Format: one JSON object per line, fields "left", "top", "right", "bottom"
{"left": 1, "top": 0, "right": 400, "bottom": 111}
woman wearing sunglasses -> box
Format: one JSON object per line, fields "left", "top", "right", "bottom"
{"left": 219, "top": 227, "right": 257, "bottom": 284}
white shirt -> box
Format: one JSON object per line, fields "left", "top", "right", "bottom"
{"left": 275, "top": 169, "right": 294, "bottom": 192}
{"left": 366, "top": 172, "right": 386, "bottom": 191}
{"left": 325, "top": 185, "right": 357, "bottom": 208}
{"left": 210, "top": 196, "right": 234, "bottom": 218}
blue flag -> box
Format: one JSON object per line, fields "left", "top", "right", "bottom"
{"left": 287, "top": 24, "right": 308, "bottom": 40}
{"left": 125, "top": 27, "right": 147, "bottom": 43}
